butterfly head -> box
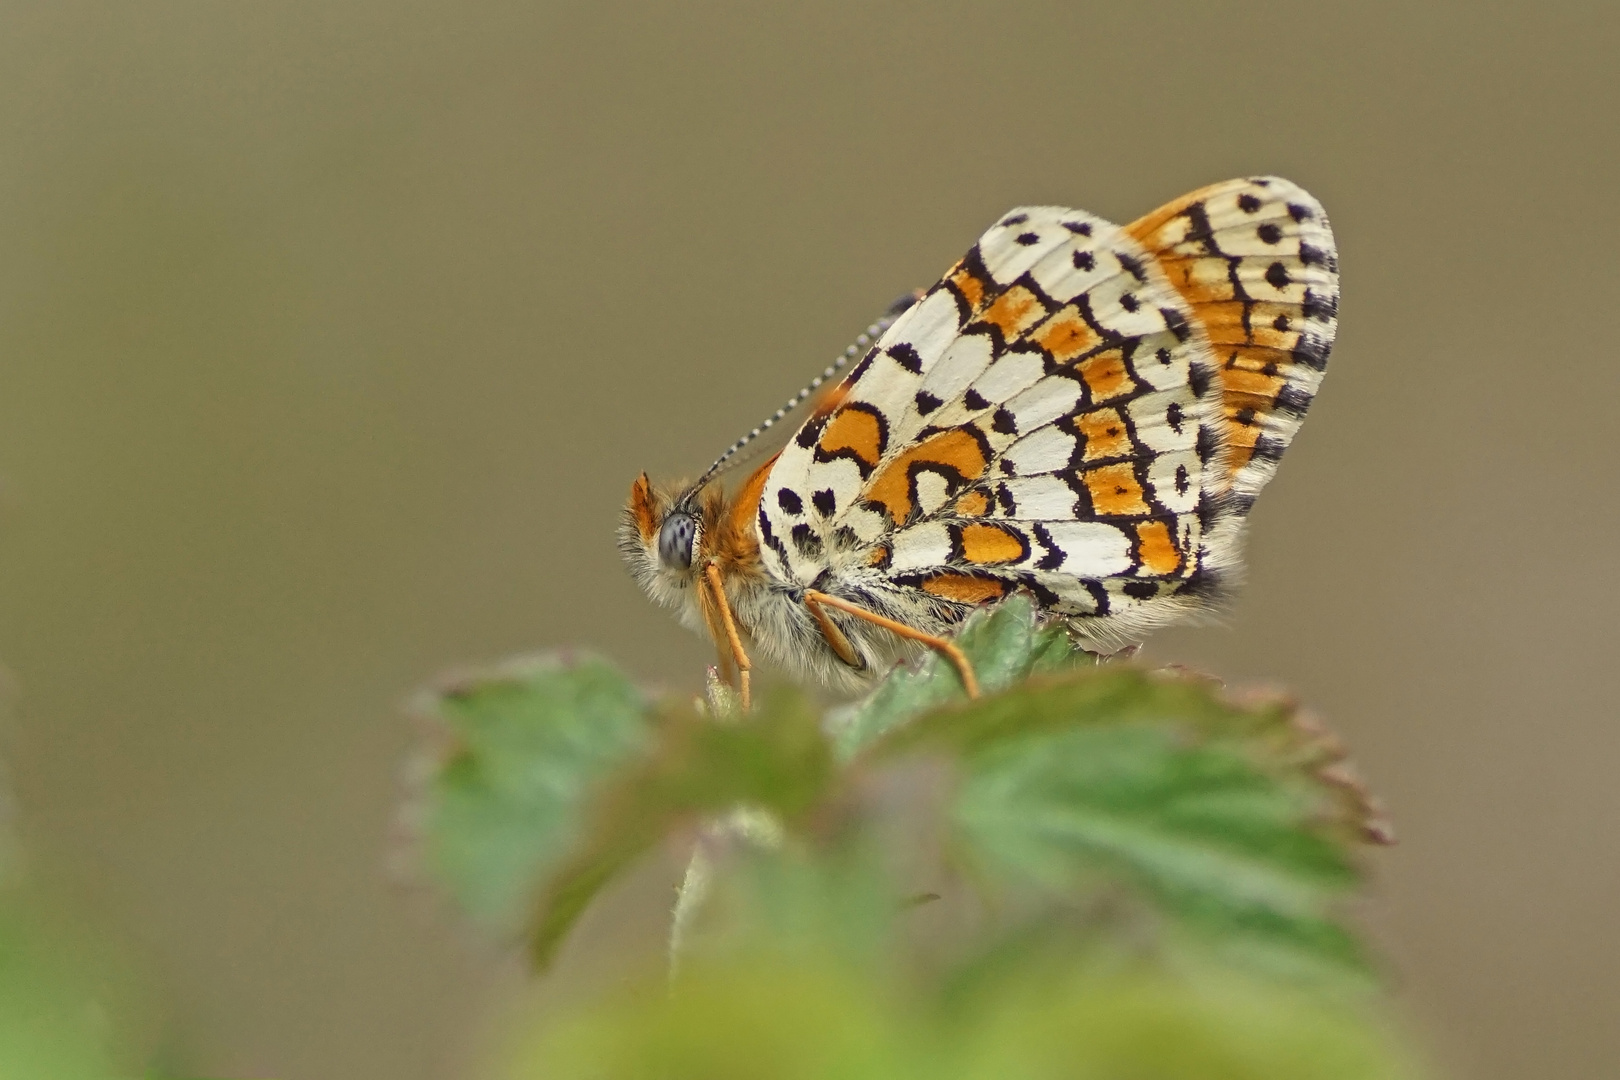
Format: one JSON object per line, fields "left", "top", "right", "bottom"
{"left": 619, "top": 473, "right": 728, "bottom": 615}
{"left": 620, "top": 456, "right": 777, "bottom": 615}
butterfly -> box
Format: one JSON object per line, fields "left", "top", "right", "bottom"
{"left": 621, "top": 177, "right": 1338, "bottom": 707}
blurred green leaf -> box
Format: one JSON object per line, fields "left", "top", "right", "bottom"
{"left": 415, "top": 652, "right": 653, "bottom": 931}
{"left": 670, "top": 841, "right": 905, "bottom": 979}
{"left": 529, "top": 688, "right": 834, "bottom": 966}
{"left": 0, "top": 901, "right": 134, "bottom": 1080}
{"left": 965, "top": 968, "right": 1419, "bottom": 1080}
{"left": 506, "top": 960, "right": 916, "bottom": 1080}
{"left": 499, "top": 956, "right": 1420, "bottom": 1080}
{"left": 868, "top": 669, "right": 1383, "bottom": 974}
{"left": 830, "top": 594, "right": 1093, "bottom": 760}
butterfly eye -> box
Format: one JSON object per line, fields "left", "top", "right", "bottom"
{"left": 657, "top": 511, "right": 697, "bottom": 571}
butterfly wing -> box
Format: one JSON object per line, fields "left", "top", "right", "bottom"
{"left": 758, "top": 177, "right": 1337, "bottom": 644}
{"left": 1125, "top": 176, "right": 1339, "bottom": 512}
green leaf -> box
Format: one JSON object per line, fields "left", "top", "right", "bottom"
{"left": 529, "top": 687, "right": 835, "bottom": 967}
{"left": 830, "top": 594, "right": 1093, "bottom": 760}
{"left": 414, "top": 652, "right": 654, "bottom": 931}
{"left": 0, "top": 900, "right": 144, "bottom": 1080}
{"left": 505, "top": 959, "right": 919, "bottom": 1080}
{"left": 500, "top": 957, "right": 1422, "bottom": 1080}
{"left": 963, "top": 968, "right": 1421, "bottom": 1080}
{"left": 866, "top": 669, "right": 1382, "bottom": 974}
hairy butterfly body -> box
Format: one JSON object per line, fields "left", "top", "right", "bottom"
{"left": 622, "top": 177, "right": 1339, "bottom": 703}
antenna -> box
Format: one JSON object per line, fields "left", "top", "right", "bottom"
{"left": 692, "top": 293, "right": 918, "bottom": 491}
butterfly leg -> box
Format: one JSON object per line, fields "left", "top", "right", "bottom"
{"left": 803, "top": 590, "right": 979, "bottom": 698}
{"left": 803, "top": 592, "right": 864, "bottom": 671}
{"left": 703, "top": 562, "right": 752, "bottom": 711}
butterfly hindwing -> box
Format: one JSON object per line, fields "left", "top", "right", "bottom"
{"left": 758, "top": 178, "right": 1336, "bottom": 645}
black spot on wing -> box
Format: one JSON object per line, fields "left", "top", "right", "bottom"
{"left": 791, "top": 523, "right": 823, "bottom": 559}
{"left": 1160, "top": 307, "right": 1191, "bottom": 342}
{"left": 812, "top": 489, "right": 837, "bottom": 516}
{"left": 1116, "top": 251, "right": 1148, "bottom": 282}
{"left": 887, "top": 342, "right": 924, "bottom": 373}
{"left": 777, "top": 488, "right": 802, "bottom": 514}
{"left": 1195, "top": 423, "right": 1218, "bottom": 464}
{"left": 1238, "top": 193, "right": 1262, "bottom": 213}
{"left": 915, "top": 390, "right": 943, "bottom": 415}
{"left": 1019, "top": 576, "right": 1063, "bottom": 611}
{"left": 795, "top": 412, "right": 829, "bottom": 448}
{"left": 1292, "top": 333, "right": 1332, "bottom": 372}
{"left": 1301, "top": 289, "right": 1337, "bottom": 321}
{"left": 1257, "top": 222, "right": 1282, "bottom": 244}
{"left": 1032, "top": 523, "right": 1064, "bottom": 570}
{"left": 1251, "top": 436, "right": 1286, "bottom": 465}
{"left": 758, "top": 505, "right": 790, "bottom": 567}
{"left": 963, "top": 388, "right": 990, "bottom": 411}
{"left": 1188, "top": 362, "right": 1212, "bottom": 399}
{"left": 1265, "top": 262, "right": 1292, "bottom": 290}
{"left": 1275, "top": 384, "right": 1314, "bottom": 416}
{"left": 1176, "top": 564, "right": 1225, "bottom": 599}
{"left": 1180, "top": 201, "right": 1220, "bottom": 255}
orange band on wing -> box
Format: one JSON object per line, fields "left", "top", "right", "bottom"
{"left": 979, "top": 284, "right": 1046, "bottom": 339}
{"left": 1077, "top": 349, "right": 1135, "bottom": 402}
{"left": 1075, "top": 408, "right": 1132, "bottom": 461}
{"left": 1082, "top": 463, "right": 1150, "bottom": 517}
{"left": 1134, "top": 520, "right": 1183, "bottom": 576}
{"left": 952, "top": 489, "right": 990, "bottom": 517}
{"left": 819, "top": 404, "right": 887, "bottom": 470}
{"left": 919, "top": 573, "right": 1009, "bottom": 605}
{"left": 959, "top": 522, "right": 1027, "bottom": 565}
{"left": 948, "top": 262, "right": 989, "bottom": 313}
{"left": 1033, "top": 307, "right": 1097, "bottom": 363}
{"left": 864, "top": 427, "right": 989, "bottom": 523}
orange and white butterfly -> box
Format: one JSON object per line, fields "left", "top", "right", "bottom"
{"left": 621, "top": 177, "right": 1338, "bottom": 705}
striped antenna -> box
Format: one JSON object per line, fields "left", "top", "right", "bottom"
{"left": 693, "top": 293, "right": 917, "bottom": 490}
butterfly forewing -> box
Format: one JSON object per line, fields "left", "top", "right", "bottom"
{"left": 1125, "top": 177, "right": 1339, "bottom": 510}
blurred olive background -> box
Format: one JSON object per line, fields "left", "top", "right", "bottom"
{"left": 0, "top": 1, "right": 1615, "bottom": 1076}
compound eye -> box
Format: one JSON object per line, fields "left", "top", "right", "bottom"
{"left": 657, "top": 511, "right": 697, "bottom": 571}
